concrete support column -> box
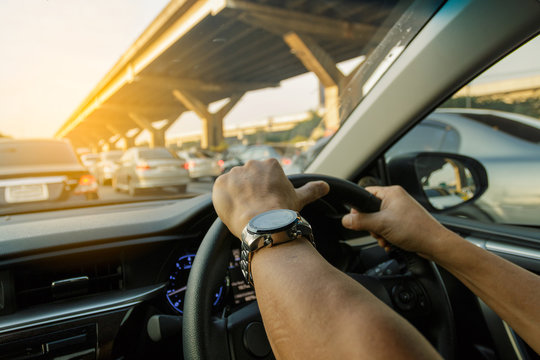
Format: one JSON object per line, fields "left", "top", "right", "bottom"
{"left": 90, "top": 143, "right": 100, "bottom": 153}
{"left": 283, "top": 32, "right": 345, "bottom": 134}
{"left": 120, "top": 128, "right": 142, "bottom": 150}
{"left": 323, "top": 85, "right": 341, "bottom": 132}
{"left": 123, "top": 133, "right": 136, "bottom": 150}
{"left": 128, "top": 113, "right": 176, "bottom": 148}
{"left": 172, "top": 90, "right": 244, "bottom": 149}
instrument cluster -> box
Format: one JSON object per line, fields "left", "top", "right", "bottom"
{"left": 165, "top": 248, "right": 256, "bottom": 314}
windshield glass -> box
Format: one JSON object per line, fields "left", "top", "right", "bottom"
{"left": 0, "top": 0, "right": 441, "bottom": 214}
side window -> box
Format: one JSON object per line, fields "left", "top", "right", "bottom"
{"left": 386, "top": 35, "right": 540, "bottom": 226}
{"left": 385, "top": 121, "right": 460, "bottom": 161}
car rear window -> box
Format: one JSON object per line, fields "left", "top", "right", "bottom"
{"left": 186, "top": 151, "right": 211, "bottom": 159}
{"left": 0, "top": 141, "right": 79, "bottom": 166}
{"left": 139, "top": 148, "right": 175, "bottom": 160}
{"left": 103, "top": 152, "right": 122, "bottom": 161}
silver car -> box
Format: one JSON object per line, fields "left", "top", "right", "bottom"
{"left": 177, "top": 150, "right": 222, "bottom": 180}
{"left": 94, "top": 150, "right": 123, "bottom": 185}
{"left": 112, "top": 147, "right": 190, "bottom": 196}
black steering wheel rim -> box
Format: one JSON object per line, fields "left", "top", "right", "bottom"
{"left": 183, "top": 174, "right": 455, "bottom": 360}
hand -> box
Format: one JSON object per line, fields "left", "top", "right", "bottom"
{"left": 342, "top": 186, "right": 451, "bottom": 259}
{"left": 212, "top": 159, "right": 329, "bottom": 238}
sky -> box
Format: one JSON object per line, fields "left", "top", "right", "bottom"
{"left": 0, "top": 1, "right": 539, "bottom": 140}
{"left": 0, "top": 0, "right": 169, "bottom": 138}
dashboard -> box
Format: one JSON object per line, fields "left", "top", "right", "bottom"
{"left": 0, "top": 194, "right": 262, "bottom": 359}
{"left": 0, "top": 192, "right": 533, "bottom": 359}
{"left": 0, "top": 192, "right": 360, "bottom": 359}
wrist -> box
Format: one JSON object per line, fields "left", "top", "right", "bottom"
{"left": 236, "top": 204, "right": 294, "bottom": 238}
{"left": 240, "top": 210, "right": 314, "bottom": 286}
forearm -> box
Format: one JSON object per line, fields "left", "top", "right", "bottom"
{"left": 251, "top": 238, "right": 441, "bottom": 360}
{"left": 432, "top": 230, "right": 540, "bottom": 353}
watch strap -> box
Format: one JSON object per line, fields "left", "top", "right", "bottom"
{"left": 240, "top": 212, "right": 314, "bottom": 287}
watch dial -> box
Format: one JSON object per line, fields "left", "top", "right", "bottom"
{"left": 250, "top": 209, "right": 297, "bottom": 232}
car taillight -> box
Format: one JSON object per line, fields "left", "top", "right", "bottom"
{"left": 184, "top": 161, "right": 195, "bottom": 170}
{"left": 136, "top": 162, "right": 151, "bottom": 171}
{"left": 281, "top": 158, "right": 292, "bottom": 166}
{"left": 218, "top": 159, "right": 224, "bottom": 167}
{"left": 79, "top": 174, "right": 96, "bottom": 186}
{"left": 75, "top": 174, "right": 98, "bottom": 195}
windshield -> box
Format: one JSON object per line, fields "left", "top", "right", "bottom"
{"left": 0, "top": 0, "right": 441, "bottom": 214}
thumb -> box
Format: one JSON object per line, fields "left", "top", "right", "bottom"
{"left": 295, "top": 181, "right": 330, "bottom": 209}
{"left": 342, "top": 209, "right": 380, "bottom": 232}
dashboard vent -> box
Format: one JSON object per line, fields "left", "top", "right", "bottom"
{"left": 13, "top": 256, "right": 124, "bottom": 309}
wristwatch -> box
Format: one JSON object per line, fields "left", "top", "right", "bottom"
{"left": 240, "top": 209, "right": 314, "bottom": 287}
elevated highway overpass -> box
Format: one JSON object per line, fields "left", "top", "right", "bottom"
{"left": 55, "top": 0, "right": 399, "bottom": 151}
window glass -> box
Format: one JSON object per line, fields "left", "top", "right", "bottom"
{"left": 385, "top": 123, "right": 450, "bottom": 160}
{"left": 0, "top": 0, "right": 442, "bottom": 214}
{"left": 386, "top": 35, "right": 540, "bottom": 226}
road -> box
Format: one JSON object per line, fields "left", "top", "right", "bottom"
{"left": 97, "top": 179, "right": 214, "bottom": 201}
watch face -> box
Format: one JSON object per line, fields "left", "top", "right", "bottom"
{"left": 249, "top": 209, "right": 297, "bottom": 233}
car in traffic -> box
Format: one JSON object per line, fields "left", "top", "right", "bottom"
{"left": 79, "top": 152, "right": 100, "bottom": 172}
{"left": 284, "top": 136, "right": 331, "bottom": 175}
{"left": 386, "top": 108, "right": 540, "bottom": 225}
{"left": 177, "top": 150, "right": 222, "bottom": 180}
{"left": 94, "top": 150, "right": 123, "bottom": 185}
{"left": 0, "top": 1, "right": 539, "bottom": 360}
{"left": 112, "top": 147, "right": 190, "bottom": 195}
{"left": 0, "top": 139, "right": 98, "bottom": 208}
{"left": 222, "top": 145, "right": 291, "bottom": 173}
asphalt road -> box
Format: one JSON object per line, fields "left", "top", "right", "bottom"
{"left": 97, "top": 179, "right": 214, "bottom": 201}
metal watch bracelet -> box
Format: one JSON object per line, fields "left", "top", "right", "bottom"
{"left": 240, "top": 213, "right": 314, "bottom": 287}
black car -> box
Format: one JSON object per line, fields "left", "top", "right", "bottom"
{"left": 0, "top": 139, "right": 98, "bottom": 209}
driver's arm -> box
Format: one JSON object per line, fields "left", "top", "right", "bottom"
{"left": 212, "top": 159, "right": 442, "bottom": 360}
{"left": 342, "top": 185, "right": 540, "bottom": 354}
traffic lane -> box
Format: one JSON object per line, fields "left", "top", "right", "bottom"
{"left": 97, "top": 180, "right": 214, "bottom": 200}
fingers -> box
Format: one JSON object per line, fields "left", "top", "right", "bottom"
{"left": 295, "top": 181, "right": 330, "bottom": 209}
{"left": 342, "top": 209, "right": 379, "bottom": 231}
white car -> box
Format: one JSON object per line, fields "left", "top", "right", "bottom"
{"left": 113, "top": 147, "right": 190, "bottom": 195}
{"left": 177, "top": 150, "right": 222, "bottom": 180}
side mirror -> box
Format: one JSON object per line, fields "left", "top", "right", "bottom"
{"left": 387, "top": 152, "right": 488, "bottom": 212}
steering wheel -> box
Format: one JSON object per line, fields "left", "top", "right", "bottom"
{"left": 183, "top": 174, "right": 455, "bottom": 360}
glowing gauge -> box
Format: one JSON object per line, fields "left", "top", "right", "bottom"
{"left": 166, "top": 253, "right": 223, "bottom": 314}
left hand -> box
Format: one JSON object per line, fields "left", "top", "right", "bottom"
{"left": 212, "top": 159, "right": 329, "bottom": 238}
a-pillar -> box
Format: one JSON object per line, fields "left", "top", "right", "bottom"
{"left": 172, "top": 90, "right": 244, "bottom": 149}
{"left": 284, "top": 32, "right": 345, "bottom": 133}
{"left": 128, "top": 114, "right": 176, "bottom": 148}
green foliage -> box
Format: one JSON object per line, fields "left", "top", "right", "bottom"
{"left": 266, "top": 111, "right": 323, "bottom": 144}
{"left": 441, "top": 96, "right": 540, "bottom": 119}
